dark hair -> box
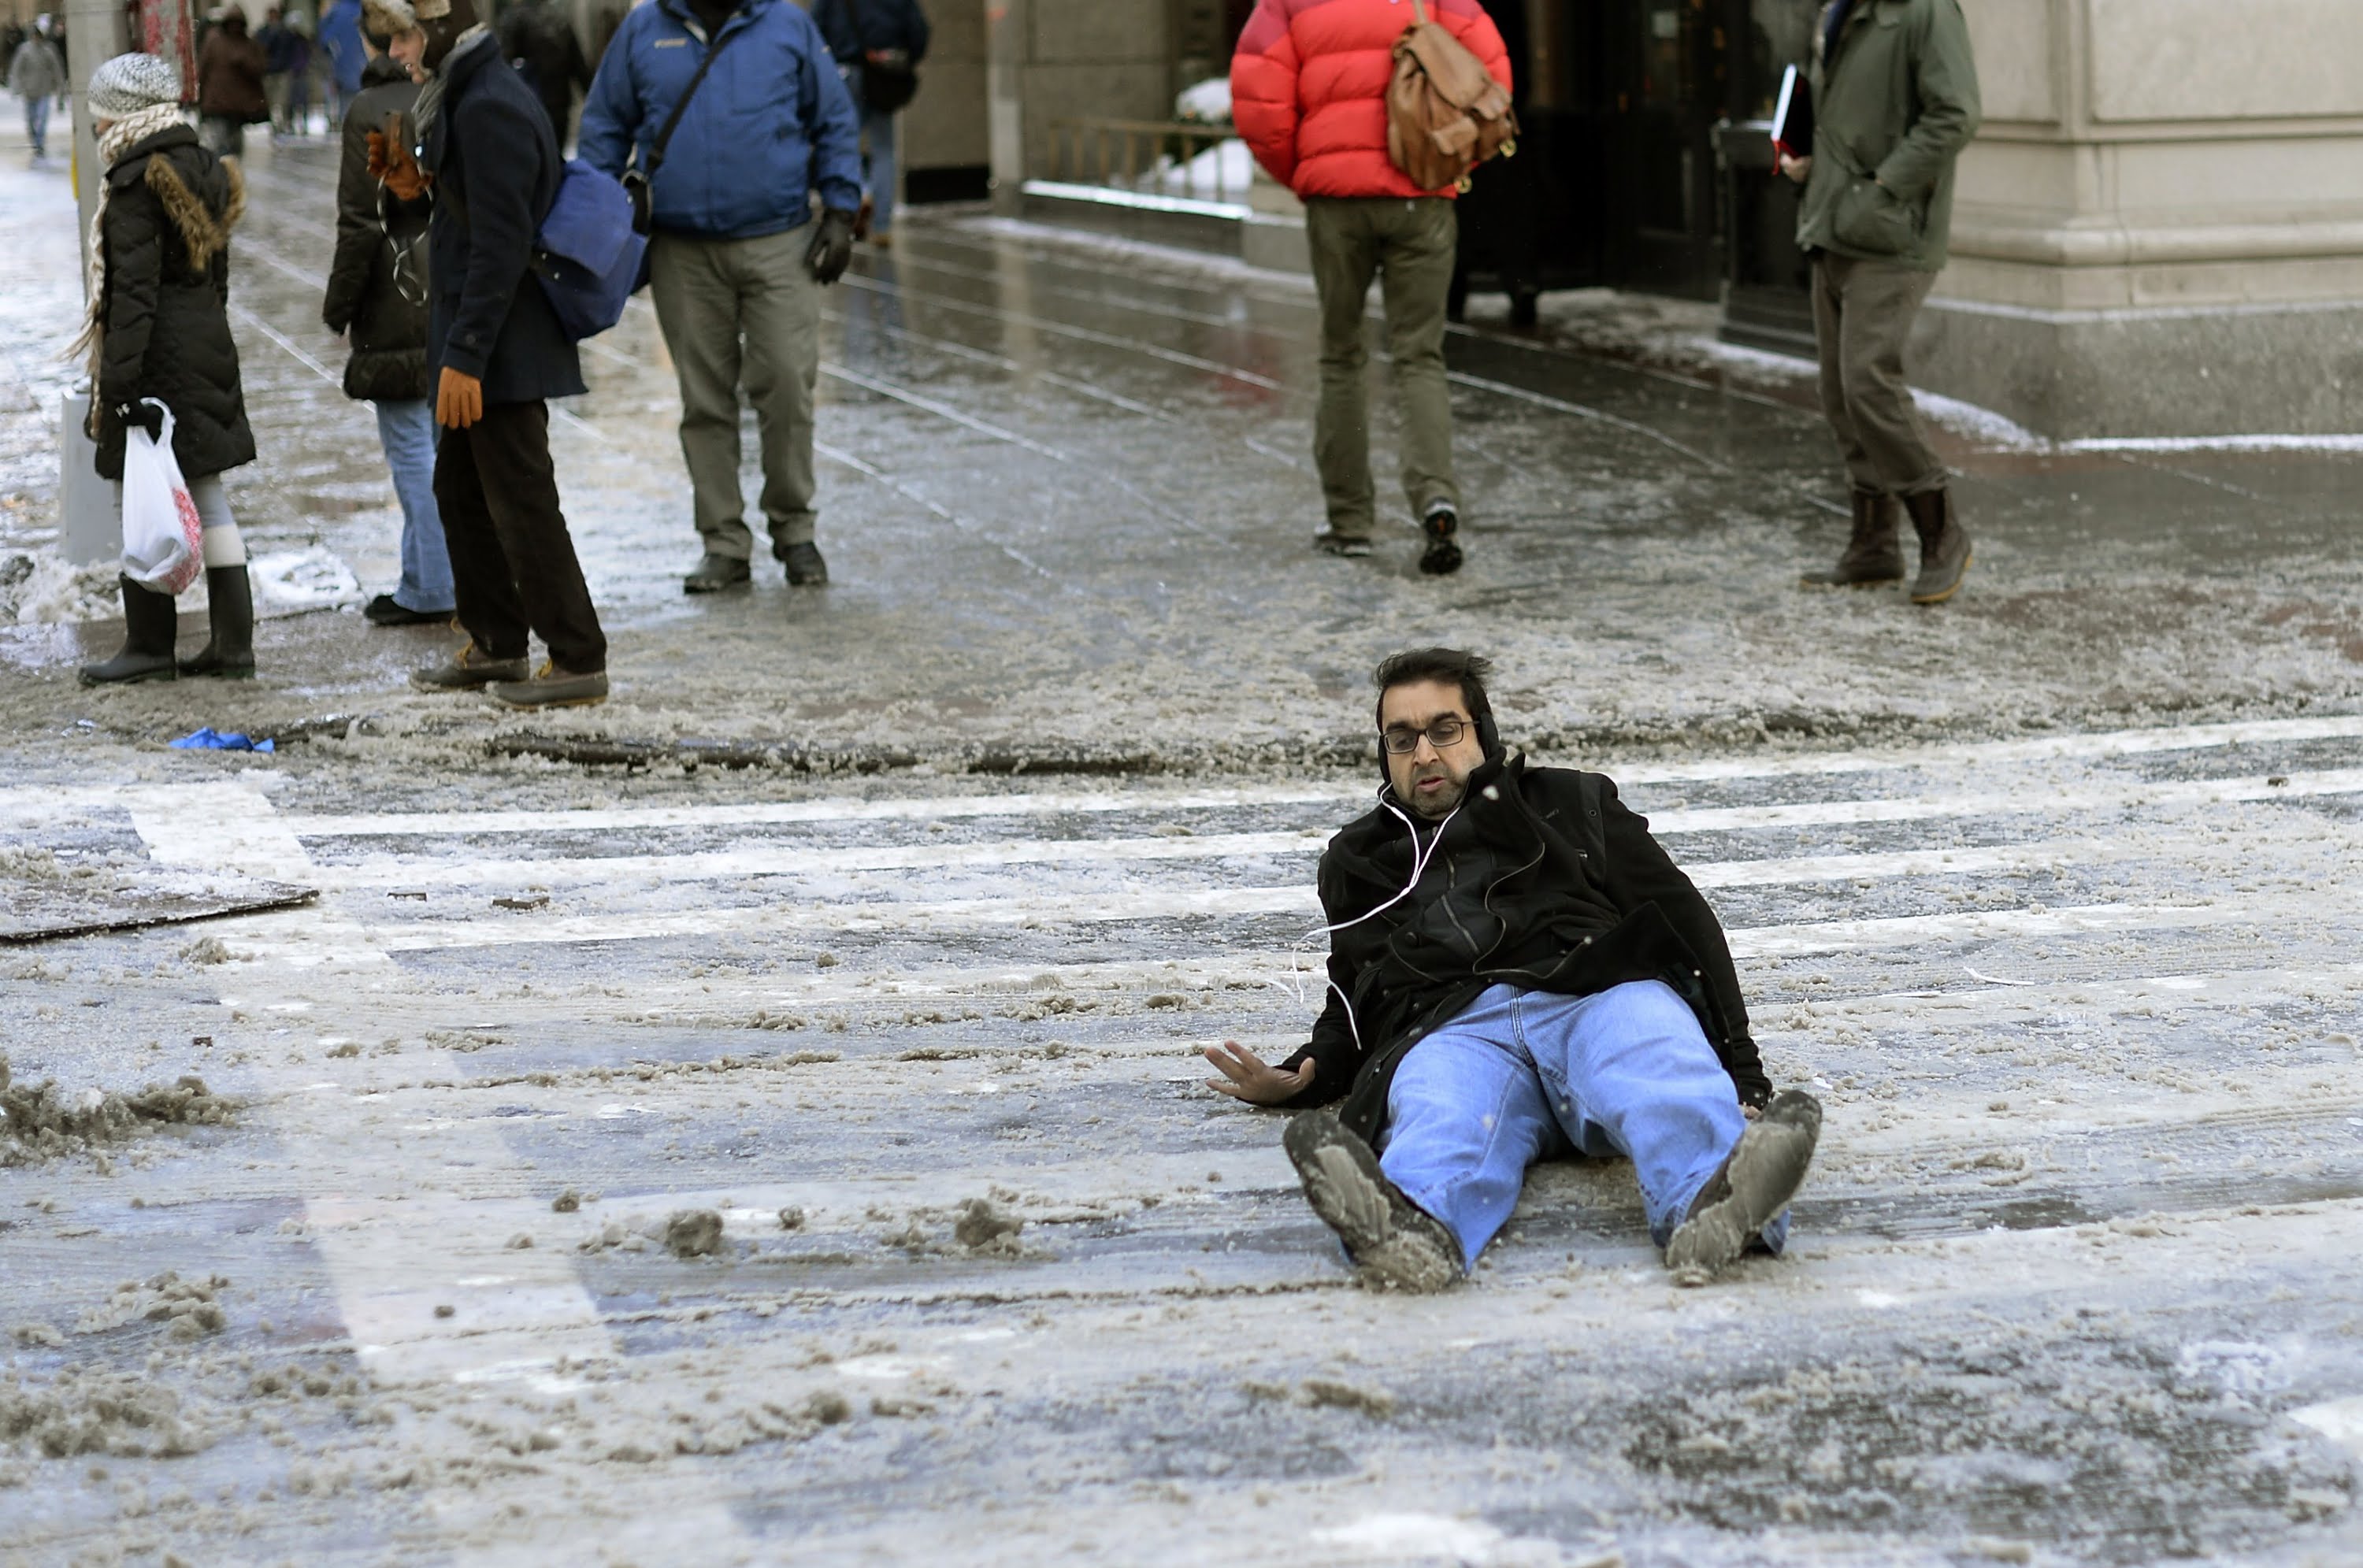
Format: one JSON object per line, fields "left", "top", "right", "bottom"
{"left": 1372, "top": 647, "right": 1496, "bottom": 741}
{"left": 363, "top": 24, "right": 391, "bottom": 46}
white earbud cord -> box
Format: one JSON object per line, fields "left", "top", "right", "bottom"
{"left": 1285, "top": 787, "right": 1463, "bottom": 1057}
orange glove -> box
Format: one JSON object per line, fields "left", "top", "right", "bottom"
{"left": 366, "top": 126, "right": 429, "bottom": 202}
{"left": 436, "top": 367, "right": 483, "bottom": 429}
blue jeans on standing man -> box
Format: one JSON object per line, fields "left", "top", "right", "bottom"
{"left": 24, "top": 93, "right": 50, "bottom": 156}
{"left": 375, "top": 398, "right": 455, "bottom": 613}
{"left": 1378, "top": 980, "right": 1790, "bottom": 1270}
{"left": 843, "top": 67, "right": 898, "bottom": 238}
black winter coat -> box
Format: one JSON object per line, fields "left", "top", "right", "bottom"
{"left": 421, "top": 31, "right": 584, "bottom": 403}
{"left": 496, "top": 0, "right": 592, "bottom": 143}
{"left": 808, "top": 0, "right": 929, "bottom": 65}
{"left": 1282, "top": 754, "right": 1771, "bottom": 1144}
{"left": 324, "top": 55, "right": 432, "bottom": 402}
{"left": 92, "top": 126, "right": 258, "bottom": 484}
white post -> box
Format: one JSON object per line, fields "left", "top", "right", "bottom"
{"left": 57, "top": 0, "right": 132, "bottom": 567}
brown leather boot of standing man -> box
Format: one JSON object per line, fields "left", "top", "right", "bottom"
{"left": 1801, "top": 489, "right": 1905, "bottom": 588}
{"left": 1903, "top": 488, "right": 1973, "bottom": 605}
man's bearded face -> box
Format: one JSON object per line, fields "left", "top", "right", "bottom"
{"left": 1380, "top": 679, "right": 1486, "bottom": 818}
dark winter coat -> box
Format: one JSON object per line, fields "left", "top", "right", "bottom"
{"left": 421, "top": 29, "right": 584, "bottom": 402}
{"left": 1280, "top": 754, "right": 1771, "bottom": 1145}
{"left": 196, "top": 17, "right": 270, "bottom": 123}
{"left": 323, "top": 54, "right": 432, "bottom": 402}
{"left": 92, "top": 125, "right": 258, "bottom": 484}
{"left": 807, "top": 0, "right": 929, "bottom": 67}
{"left": 497, "top": 0, "right": 592, "bottom": 142}
{"left": 1796, "top": 0, "right": 1980, "bottom": 271}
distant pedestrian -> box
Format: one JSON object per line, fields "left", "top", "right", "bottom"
{"left": 319, "top": 0, "right": 366, "bottom": 124}
{"left": 7, "top": 16, "right": 64, "bottom": 159}
{"left": 72, "top": 53, "right": 262, "bottom": 687}
{"left": 1231, "top": 0, "right": 1508, "bottom": 576}
{"left": 285, "top": 13, "right": 316, "bottom": 133}
{"left": 258, "top": 6, "right": 296, "bottom": 132}
{"left": 807, "top": 0, "right": 927, "bottom": 247}
{"left": 405, "top": 0, "right": 610, "bottom": 709}
{"left": 195, "top": 9, "right": 269, "bottom": 158}
{"left": 578, "top": 0, "right": 862, "bottom": 595}
{"left": 1784, "top": 0, "right": 1980, "bottom": 605}
{"left": 1445, "top": 0, "right": 1538, "bottom": 328}
{"left": 495, "top": 0, "right": 591, "bottom": 148}
{"left": 323, "top": 0, "right": 454, "bottom": 628}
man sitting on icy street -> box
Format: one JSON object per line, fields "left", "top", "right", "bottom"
{"left": 1204, "top": 648, "right": 1823, "bottom": 1291}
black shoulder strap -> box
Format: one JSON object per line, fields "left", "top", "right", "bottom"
{"left": 641, "top": 14, "right": 747, "bottom": 176}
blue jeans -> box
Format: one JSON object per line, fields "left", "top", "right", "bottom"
{"left": 1378, "top": 980, "right": 1789, "bottom": 1270}
{"left": 843, "top": 67, "right": 899, "bottom": 236}
{"left": 25, "top": 94, "right": 50, "bottom": 154}
{"left": 862, "top": 105, "right": 897, "bottom": 235}
{"left": 375, "top": 398, "right": 455, "bottom": 612}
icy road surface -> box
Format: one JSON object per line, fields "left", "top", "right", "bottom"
{"left": 6, "top": 714, "right": 2363, "bottom": 1565}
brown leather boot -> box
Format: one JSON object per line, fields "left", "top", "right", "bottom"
{"left": 1903, "top": 488, "right": 1973, "bottom": 605}
{"left": 1801, "top": 489, "right": 1905, "bottom": 588}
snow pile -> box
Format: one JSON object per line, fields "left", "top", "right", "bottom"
{"left": 0, "top": 548, "right": 121, "bottom": 625}
{"left": 1174, "top": 76, "right": 1232, "bottom": 126}
{"left": 250, "top": 544, "right": 362, "bottom": 614}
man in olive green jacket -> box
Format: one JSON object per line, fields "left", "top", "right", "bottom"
{"left": 1781, "top": 0, "right": 1979, "bottom": 606}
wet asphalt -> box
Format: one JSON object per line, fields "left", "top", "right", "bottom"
{"left": 2, "top": 126, "right": 2363, "bottom": 1566}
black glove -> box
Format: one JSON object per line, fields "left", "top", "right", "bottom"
{"left": 112, "top": 400, "right": 164, "bottom": 441}
{"left": 805, "top": 208, "right": 856, "bottom": 284}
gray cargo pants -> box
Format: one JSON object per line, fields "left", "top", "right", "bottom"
{"left": 647, "top": 224, "right": 823, "bottom": 561}
{"left": 1306, "top": 195, "right": 1462, "bottom": 537}
{"left": 1812, "top": 254, "right": 1947, "bottom": 496}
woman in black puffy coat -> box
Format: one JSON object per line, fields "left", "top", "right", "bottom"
{"left": 76, "top": 52, "right": 262, "bottom": 686}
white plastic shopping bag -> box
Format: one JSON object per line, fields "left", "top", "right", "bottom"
{"left": 120, "top": 398, "right": 202, "bottom": 595}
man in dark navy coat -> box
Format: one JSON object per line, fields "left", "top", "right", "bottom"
{"left": 401, "top": 0, "right": 610, "bottom": 709}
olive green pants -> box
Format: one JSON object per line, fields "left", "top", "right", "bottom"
{"left": 1306, "top": 196, "right": 1461, "bottom": 537}
{"left": 648, "top": 225, "right": 823, "bottom": 561}
{"left": 1812, "top": 254, "right": 1947, "bottom": 497}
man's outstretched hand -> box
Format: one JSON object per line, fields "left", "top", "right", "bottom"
{"left": 1203, "top": 1040, "right": 1314, "bottom": 1106}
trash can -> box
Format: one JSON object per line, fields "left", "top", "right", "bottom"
{"left": 1714, "top": 119, "right": 1816, "bottom": 359}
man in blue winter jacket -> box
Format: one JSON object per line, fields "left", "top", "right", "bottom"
{"left": 577, "top": 0, "right": 863, "bottom": 595}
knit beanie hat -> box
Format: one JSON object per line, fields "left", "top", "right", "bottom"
{"left": 86, "top": 53, "right": 183, "bottom": 120}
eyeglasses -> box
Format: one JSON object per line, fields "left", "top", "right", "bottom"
{"left": 1380, "top": 716, "right": 1471, "bottom": 754}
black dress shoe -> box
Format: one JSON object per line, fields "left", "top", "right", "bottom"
{"left": 779, "top": 541, "right": 829, "bottom": 585}
{"left": 684, "top": 554, "right": 753, "bottom": 594}
{"left": 365, "top": 593, "right": 454, "bottom": 627}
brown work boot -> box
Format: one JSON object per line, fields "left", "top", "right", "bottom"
{"left": 489, "top": 662, "right": 610, "bottom": 710}
{"left": 1903, "top": 488, "right": 1973, "bottom": 605}
{"left": 1283, "top": 1110, "right": 1461, "bottom": 1293}
{"left": 410, "top": 642, "right": 529, "bottom": 693}
{"left": 1801, "top": 489, "right": 1905, "bottom": 588}
{"left": 1664, "top": 1089, "right": 1823, "bottom": 1284}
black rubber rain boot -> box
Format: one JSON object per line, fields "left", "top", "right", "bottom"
{"left": 1903, "top": 488, "right": 1973, "bottom": 605}
{"left": 79, "top": 575, "right": 180, "bottom": 686}
{"left": 1801, "top": 489, "right": 1906, "bottom": 588}
{"left": 180, "top": 565, "right": 255, "bottom": 679}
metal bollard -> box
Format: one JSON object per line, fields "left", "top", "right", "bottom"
{"left": 57, "top": 390, "right": 119, "bottom": 568}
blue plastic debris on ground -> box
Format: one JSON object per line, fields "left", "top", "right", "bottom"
{"left": 168, "top": 728, "right": 274, "bottom": 753}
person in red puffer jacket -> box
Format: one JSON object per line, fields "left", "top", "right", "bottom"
{"left": 1233, "top": 0, "right": 1508, "bottom": 575}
